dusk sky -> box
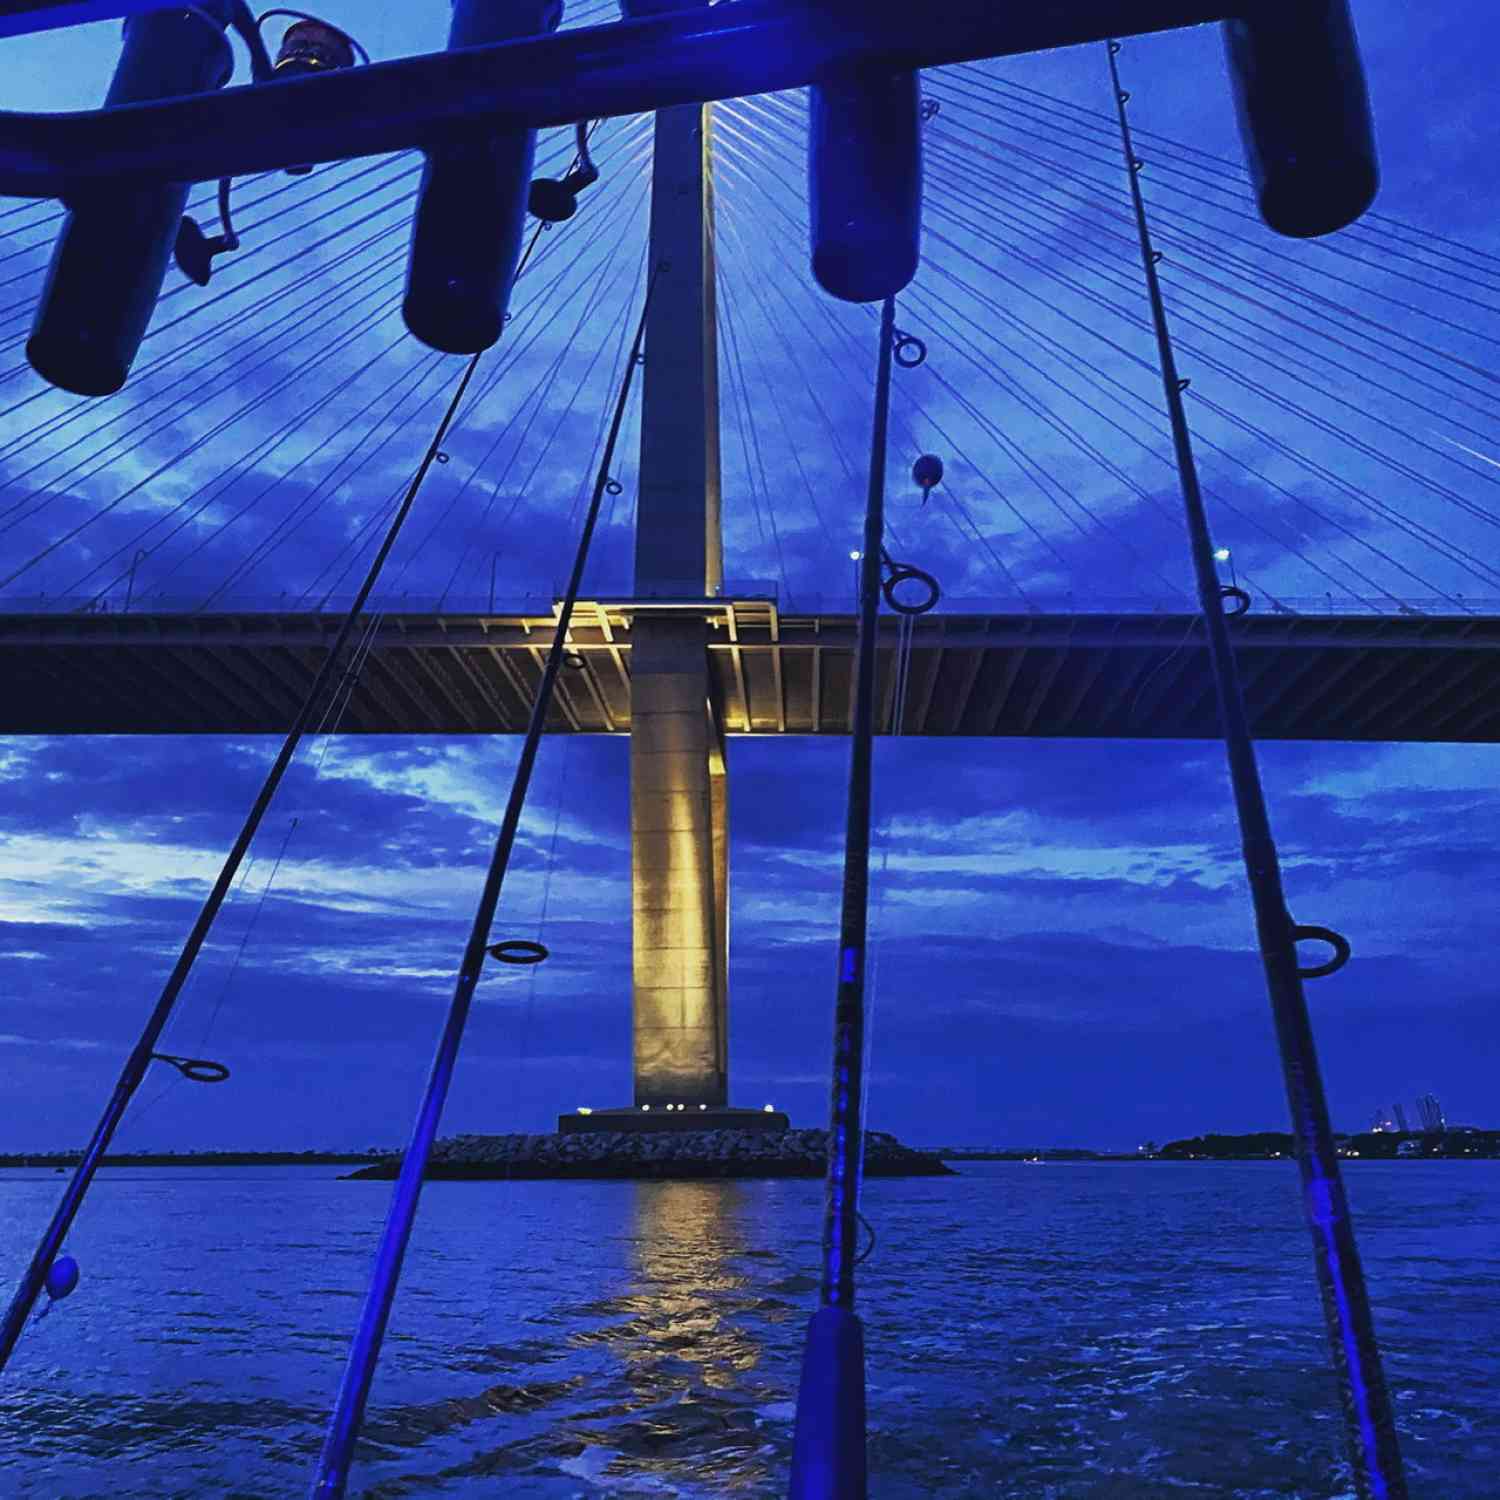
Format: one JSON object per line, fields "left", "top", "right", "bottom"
{"left": 1, "top": 0, "right": 1497, "bottom": 1152}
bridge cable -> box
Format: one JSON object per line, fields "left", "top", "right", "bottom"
{"left": 980, "top": 71, "right": 1500, "bottom": 294}
{"left": 919, "top": 131, "right": 1500, "bottom": 465}
{"left": 303, "top": 129, "right": 652, "bottom": 605}
{"left": 930, "top": 72, "right": 1500, "bottom": 342}
{"left": 716, "top": 105, "right": 1461, "bottom": 609}
{"left": 1106, "top": 42, "right": 1408, "bottom": 1499}
{"left": 915, "top": 163, "right": 1500, "bottom": 549}
{"left": 197, "top": 134, "right": 648, "bottom": 607}
{"left": 910, "top": 214, "right": 1475, "bottom": 606}
{"left": 0, "top": 349, "right": 483, "bottom": 1374}
{"left": 715, "top": 117, "right": 1185, "bottom": 597}
{"left": 305, "top": 259, "right": 662, "bottom": 1500}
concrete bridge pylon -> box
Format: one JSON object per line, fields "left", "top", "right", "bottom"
{"left": 625, "top": 89, "right": 731, "bottom": 1115}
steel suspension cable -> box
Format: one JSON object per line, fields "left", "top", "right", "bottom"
{"left": 239, "top": 128, "right": 651, "bottom": 606}
{"left": 1106, "top": 42, "right": 1407, "bottom": 1499}
{"left": 910, "top": 215, "right": 1463, "bottom": 605}
{"left": 0, "top": 215, "right": 407, "bottom": 449}
{"left": 710, "top": 216, "right": 871, "bottom": 590}
{"left": 930, "top": 70, "right": 1500, "bottom": 324}
{"left": 0, "top": 281, "right": 413, "bottom": 586}
{"left": 0, "top": 242, "right": 411, "bottom": 535}
{"left": 0, "top": 349, "right": 481, "bottom": 1374}
{"left": 305, "top": 259, "right": 661, "bottom": 1500}
{"left": 716, "top": 113, "right": 1183, "bottom": 594}
{"left": 190, "top": 180, "right": 637, "bottom": 608}
{"left": 712, "top": 141, "right": 1061, "bottom": 592}
{"left": 918, "top": 131, "right": 1500, "bottom": 458}
{"left": 420, "top": 151, "right": 653, "bottom": 600}
{"left": 104, "top": 339, "right": 439, "bottom": 605}
{"left": 971, "top": 70, "right": 1500, "bottom": 291}
{"left": 0, "top": 155, "right": 421, "bottom": 361}
{"left": 919, "top": 79, "right": 1500, "bottom": 395}
{"left": 911, "top": 213, "right": 1478, "bottom": 604}
{"left": 714, "top": 100, "right": 1429, "bottom": 608}
{"left": 347, "top": 234, "right": 642, "bottom": 608}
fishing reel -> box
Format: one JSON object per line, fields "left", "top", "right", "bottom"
{"left": 267, "top": 12, "right": 367, "bottom": 174}
{"left": 172, "top": 10, "right": 368, "bottom": 286}
{"left": 528, "top": 122, "right": 599, "bottom": 223}
{"left": 270, "top": 14, "right": 361, "bottom": 75}
{"left": 174, "top": 176, "right": 240, "bottom": 287}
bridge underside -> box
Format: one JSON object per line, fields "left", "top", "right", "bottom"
{"left": 3, "top": 602, "right": 1498, "bottom": 742}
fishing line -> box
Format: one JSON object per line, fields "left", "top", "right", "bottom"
{"left": 0, "top": 347, "right": 484, "bottom": 1372}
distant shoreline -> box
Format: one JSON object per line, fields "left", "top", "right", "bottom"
{"left": 5, "top": 1142, "right": 1499, "bottom": 1169}
{"left": 0, "top": 1152, "right": 387, "bottom": 1168}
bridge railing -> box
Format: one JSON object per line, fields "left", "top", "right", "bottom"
{"left": 0, "top": 591, "right": 1493, "bottom": 618}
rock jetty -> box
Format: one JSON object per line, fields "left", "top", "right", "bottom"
{"left": 342, "top": 1127, "right": 953, "bottom": 1180}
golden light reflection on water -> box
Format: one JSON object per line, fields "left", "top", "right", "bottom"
{"left": 557, "top": 1180, "right": 802, "bottom": 1491}
{"left": 623, "top": 1180, "right": 763, "bottom": 1385}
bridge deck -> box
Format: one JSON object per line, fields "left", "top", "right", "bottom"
{"left": 3, "top": 602, "right": 1498, "bottom": 741}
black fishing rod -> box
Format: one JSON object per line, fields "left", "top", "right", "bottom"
{"left": 307, "top": 261, "right": 663, "bottom": 1500}
{"left": 787, "top": 293, "right": 897, "bottom": 1500}
{"left": 0, "top": 352, "right": 482, "bottom": 1374}
{"left": 1106, "top": 40, "right": 1406, "bottom": 1500}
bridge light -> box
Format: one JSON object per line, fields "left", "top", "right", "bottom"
{"left": 577, "top": 1106, "right": 592, "bottom": 1115}
{"left": 1213, "top": 548, "right": 1231, "bottom": 562}
{"left": 764, "top": 1104, "right": 774, "bottom": 1112}
{"left": 27, "top": 8, "right": 234, "bottom": 395}
{"left": 850, "top": 551, "right": 862, "bottom": 561}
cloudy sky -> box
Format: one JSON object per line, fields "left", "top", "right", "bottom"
{"left": 1, "top": 1, "right": 1497, "bottom": 1151}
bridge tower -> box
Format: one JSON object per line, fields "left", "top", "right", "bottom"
{"left": 627, "top": 80, "right": 728, "bottom": 1114}
{"left": 562, "top": 0, "right": 772, "bottom": 1132}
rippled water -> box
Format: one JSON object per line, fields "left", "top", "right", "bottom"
{"left": 1, "top": 1161, "right": 1494, "bottom": 1497}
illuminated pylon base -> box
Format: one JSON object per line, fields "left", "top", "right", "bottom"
{"left": 558, "top": 1106, "right": 789, "bottom": 1135}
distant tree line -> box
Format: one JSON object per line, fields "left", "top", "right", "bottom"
{"left": 1156, "top": 1129, "right": 1500, "bottom": 1160}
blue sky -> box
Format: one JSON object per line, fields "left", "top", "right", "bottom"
{"left": 1, "top": 1, "right": 1497, "bottom": 1150}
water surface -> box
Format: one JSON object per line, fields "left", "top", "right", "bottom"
{"left": 1, "top": 1161, "right": 1493, "bottom": 1496}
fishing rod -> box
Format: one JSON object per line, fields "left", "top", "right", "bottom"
{"left": 307, "top": 259, "right": 663, "bottom": 1500}
{"left": 1106, "top": 38, "right": 1406, "bottom": 1500}
{"left": 0, "top": 351, "right": 482, "bottom": 1372}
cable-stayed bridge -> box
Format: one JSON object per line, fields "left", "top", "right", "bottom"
{"left": 3, "top": 4, "right": 1498, "bottom": 1495}
{"left": 5, "top": 596, "right": 1500, "bottom": 741}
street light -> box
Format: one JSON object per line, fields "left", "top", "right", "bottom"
{"left": 849, "top": 549, "right": 862, "bottom": 605}
{"left": 1213, "top": 546, "right": 1238, "bottom": 587}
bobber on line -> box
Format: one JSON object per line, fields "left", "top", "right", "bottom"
{"left": 403, "top": 0, "right": 564, "bottom": 354}
{"left": 912, "top": 453, "right": 942, "bottom": 502}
